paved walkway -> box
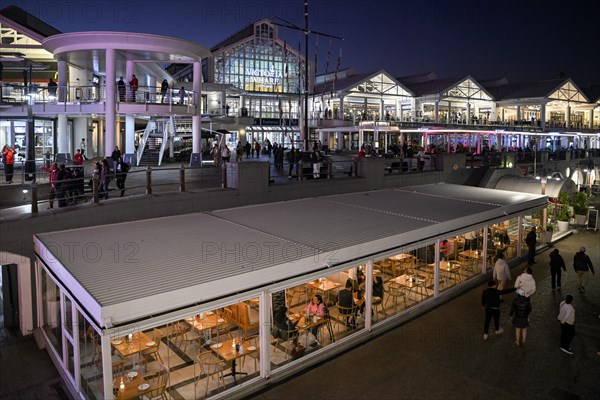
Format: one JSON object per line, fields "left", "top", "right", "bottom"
{"left": 1, "top": 229, "right": 598, "bottom": 400}
{"left": 247, "top": 229, "right": 600, "bottom": 400}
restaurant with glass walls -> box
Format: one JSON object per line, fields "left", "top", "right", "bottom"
{"left": 34, "top": 184, "right": 546, "bottom": 400}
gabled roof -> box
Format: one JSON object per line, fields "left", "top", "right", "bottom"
{"left": 483, "top": 78, "right": 590, "bottom": 102}
{"left": 0, "top": 5, "right": 61, "bottom": 40}
{"left": 314, "top": 70, "right": 414, "bottom": 97}
{"left": 210, "top": 21, "right": 256, "bottom": 52}
{"left": 399, "top": 75, "right": 494, "bottom": 101}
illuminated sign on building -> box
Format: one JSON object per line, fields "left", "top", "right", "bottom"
{"left": 246, "top": 65, "right": 283, "bottom": 87}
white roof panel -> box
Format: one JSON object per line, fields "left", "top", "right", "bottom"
{"left": 34, "top": 184, "right": 546, "bottom": 326}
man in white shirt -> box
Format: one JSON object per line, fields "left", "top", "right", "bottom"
{"left": 558, "top": 294, "right": 575, "bottom": 354}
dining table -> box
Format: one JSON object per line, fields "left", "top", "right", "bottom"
{"left": 111, "top": 331, "right": 154, "bottom": 358}
{"left": 290, "top": 313, "right": 330, "bottom": 347}
{"left": 186, "top": 312, "right": 227, "bottom": 344}
{"left": 113, "top": 373, "right": 151, "bottom": 400}
{"left": 209, "top": 338, "right": 258, "bottom": 382}
{"left": 459, "top": 249, "right": 483, "bottom": 260}
{"left": 308, "top": 278, "right": 341, "bottom": 304}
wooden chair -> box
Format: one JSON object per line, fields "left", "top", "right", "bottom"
{"left": 240, "top": 334, "right": 259, "bottom": 372}
{"left": 141, "top": 329, "right": 163, "bottom": 372}
{"left": 217, "top": 308, "right": 234, "bottom": 342}
{"left": 385, "top": 282, "right": 407, "bottom": 312}
{"left": 335, "top": 303, "right": 357, "bottom": 331}
{"left": 372, "top": 295, "right": 386, "bottom": 320}
{"left": 375, "top": 259, "right": 395, "bottom": 277}
{"left": 271, "top": 326, "right": 299, "bottom": 359}
{"left": 286, "top": 285, "right": 307, "bottom": 308}
{"left": 92, "top": 343, "right": 124, "bottom": 376}
{"left": 196, "top": 351, "right": 228, "bottom": 396}
{"left": 143, "top": 364, "right": 169, "bottom": 400}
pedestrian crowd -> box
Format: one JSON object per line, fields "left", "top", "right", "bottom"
{"left": 481, "top": 245, "right": 595, "bottom": 356}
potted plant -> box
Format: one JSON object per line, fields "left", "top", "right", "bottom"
{"left": 556, "top": 206, "right": 571, "bottom": 232}
{"left": 572, "top": 192, "right": 589, "bottom": 225}
{"left": 541, "top": 223, "right": 554, "bottom": 243}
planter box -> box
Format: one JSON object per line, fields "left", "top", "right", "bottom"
{"left": 540, "top": 231, "right": 553, "bottom": 243}
{"left": 575, "top": 214, "right": 587, "bottom": 225}
{"left": 557, "top": 220, "right": 570, "bottom": 232}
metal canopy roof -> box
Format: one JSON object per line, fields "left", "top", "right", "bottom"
{"left": 34, "top": 184, "right": 546, "bottom": 327}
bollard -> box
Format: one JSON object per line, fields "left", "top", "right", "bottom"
{"left": 298, "top": 161, "right": 303, "bottom": 181}
{"left": 146, "top": 166, "right": 152, "bottom": 194}
{"left": 221, "top": 163, "right": 227, "bottom": 189}
{"left": 92, "top": 173, "right": 99, "bottom": 204}
{"left": 31, "top": 183, "right": 38, "bottom": 214}
{"left": 179, "top": 164, "right": 186, "bottom": 192}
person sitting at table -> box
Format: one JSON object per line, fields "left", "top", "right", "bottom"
{"left": 304, "top": 294, "right": 326, "bottom": 345}
{"left": 440, "top": 239, "right": 450, "bottom": 261}
{"left": 373, "top": 276, "right": 384, "bottom": 299}
{"left": 271, "top": 306, "right": 297, "bottom": 341}
{"left": 338, "top": 281, "right": 356, "bottom": 328}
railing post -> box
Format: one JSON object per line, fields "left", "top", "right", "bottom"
{"left": 221, "top": 163, "right": 227, "bottom": 189}
{"left": 30, "top": 183, "right": 38, "bottom": 214}
{"left": 179, "top": 164, "right": 185, "bottom": 192}
{"left": 146, "top": 166, "right": 152, "bottom": 194}
{"left": 92, "top": 173, "right": 99, "bottom": 204}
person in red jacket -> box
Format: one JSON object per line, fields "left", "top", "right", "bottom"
{"left": 2, "top": 144, "right": 17, "bottom": 183}
{"left": 42, "top": 162, "right": 59, "bottom": 208}
{"left": 74, "top": 149, "right": 84, "bottom": 165}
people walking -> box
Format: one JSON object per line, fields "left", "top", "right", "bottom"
{"left": 481, "top": 280, "right": 516, "bottom": 340}
{"left": 573, "top": 247, "right": 595, "bottom": 294}
{"left": 549, "top": 249, "right": 566, "bottom": 290}
{"left": 525, "top": 226, "right": 537, "bottom": 265}
{"left": 244, "top": 141, "right": 251, "bottom": 158}
{"left": 558, "top": 294, "right": 575, "bottom": 354}
{"left": 42, "top": 162, "right": 59, "bottom": 209}
{"left": 492, "top": 251, "right": 511, "bottom": 296}
{"left": 287, "top": 147, "right": 296, "bottom": 178}
{"left": 515, "top": 267, "right": 536, "bottom": 298}
{"left": 74, "top": 149, "right": 83, "bottom": 165}
{"left": 235, "top": 142, "right": 243, "bottom": 162}
{"left": 1, "top": 144, "right": 16, "bottom": 183}
{"left": 79, "top": 138, "right": 88, "bottom": 160}
{"left": 510, "top": 288, "right": 532, "bottom": 347}
{"left": 115, "top": 156, "right": 130, "bottom": 197}
{"left": 160, "top": 79, "right": 169, "bottom": 103}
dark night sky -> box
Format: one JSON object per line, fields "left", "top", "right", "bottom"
{"left": 8, "top": 0, "right": 600, "bottom": 86}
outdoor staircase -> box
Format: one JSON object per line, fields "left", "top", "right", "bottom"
{"left": 138, "top": 136, "right": 163, "bottom": 166}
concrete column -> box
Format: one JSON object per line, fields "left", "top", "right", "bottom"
{"left": 105, "top": 48, "right": 116, "bottom": 158}
{"left": 540, "top": 103, "right": 546, "bottom": 131}
{"left": 339, "top": 95, "right": 344, "bottom": 119}
{"left": 363, "top": 98, "right": 368, "bottom": 119}
{"left": 149, "top": 75, "right": 156, "bottom": 103}
{"left": 74, "top": 117, "right": 89, "bottom": 151}
{"left": 434, "top": 101, "right": 439, "bottom": 123}
{"left": 57, "top": 114, "right": 68, "bottom": 155}
{"left": 491, "top": 104, "right": 497, "bottom": 122}
{"left": 125, "top": 115, "right": 135, "bottom": 154}
{"left": 566, "top": 105, "right": 571, "bottom": 128}
{"left": 380, "top": 99, "right": 384, "bottom": 121}
{"left": 57, "top": 60, "right": 68, "bottom": 102}
{"left": 516, "top": 105, "right": 521, "bottom": 123}
{"left": 191, "top": 60, "right": 202, "bottom": 166}
{"left": 446, "top": 101, "right": 451, "bottom": 123}
{"left": 336, "top": 132, "right": 343, "bottom": 150}
{"left": 221, "top": 90, "right": 226, "bottom": 115}
{"left": 125, "top": 60, "right": 133, "bottom": 102}
{"left": 466, "top": 103, "right": 471, "bottom": 124}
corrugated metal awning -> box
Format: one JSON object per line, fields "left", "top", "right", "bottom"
{"left": 34, "top": 183, "right": 546, "bottom": 327}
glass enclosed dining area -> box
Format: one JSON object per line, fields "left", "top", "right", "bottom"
{"left": 34, "top": 185, "right": 547, "bottom": 400}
